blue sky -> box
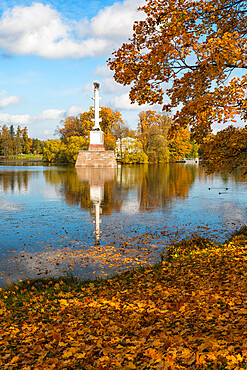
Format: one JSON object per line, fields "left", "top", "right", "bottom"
{"left": 0, "top": 0, "right": 159, "bottom": 139}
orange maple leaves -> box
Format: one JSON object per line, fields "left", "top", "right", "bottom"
{"left": 108, "top": 0, "right": 247, "bottom": 144}
{"left": 0, "top": 229, "right": 247, "bottom": 368}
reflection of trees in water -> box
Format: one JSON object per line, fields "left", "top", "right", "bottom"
{"left": 1, "top": 164, "right": 245, "bottom": 215}
{"left": 219, "top": 168, "right": 247, "bottom": 184}
{"left": 44, "top": 167, "right": 91, "bottom": 210}
{"left": 138, "top": 164, "right": 197, "bottom": 212}
{"left": 100, "top": 181, "right": 123, "bottom": 215}
{"left": 117, "top": 164, "right": 149, "bottom": 189}
{"left": 44, "top": 164, "right": 199, "bottom": 214}
{"left": 44, "top": 167, "right": 123, "bottom": 215}
{"left": 0, "top": 170, "right": 30, "bottom": 192}
{"left": 43, "top": 164, "right": 247, "bottom": 215}
{"left": 197, "top": 166, "right": 246, "bottom": 184}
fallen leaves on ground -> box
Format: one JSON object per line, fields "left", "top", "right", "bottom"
{"left": 0, "top": 231, "right": 247, "bottom": 369}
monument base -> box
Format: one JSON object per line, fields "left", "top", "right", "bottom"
{"left": 88, "top": 144, "right": 105, "bottom": 151}
{"left": 75, "top": 149, "right": 117, "bottom": 168}
{"left": 90, "top": 130, "right": 104, "bottom": 147}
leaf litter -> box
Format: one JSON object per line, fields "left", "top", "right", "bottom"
{"left": 0, "top": 228, "right": 247, "bottom": 369}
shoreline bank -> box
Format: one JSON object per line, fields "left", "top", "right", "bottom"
{"left": 0, "top": 229, "right": 246, "bottom": 368}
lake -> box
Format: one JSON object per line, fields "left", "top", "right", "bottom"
{"left": 0, "top": 163, "right": 246, "bottom": 286}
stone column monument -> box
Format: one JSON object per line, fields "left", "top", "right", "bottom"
{"left": 89, "top": 82, "right": 104, "bottom": 151}
{"left": 75, "top": 82, "right": 117, "bottom": 168}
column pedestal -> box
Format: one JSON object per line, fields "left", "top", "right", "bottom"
{"left": 75, "top": 82, "right": 117, "bottom": 168}
{"left": 75, "top": 149, "right": 117, "bottom": 168}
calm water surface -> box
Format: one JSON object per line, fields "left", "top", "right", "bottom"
{"left": 0, "top": 163, "right": 246, "bottom": 285}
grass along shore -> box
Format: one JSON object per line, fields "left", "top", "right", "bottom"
{"left": 0, "top": 229, "right": 247, "bottom": 369}
{"left": 0, "top": 154, "right": 43, "bottom": 162}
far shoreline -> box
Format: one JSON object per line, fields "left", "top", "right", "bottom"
{"left": 0, "top": 154, "right": 43, "bottom": 164}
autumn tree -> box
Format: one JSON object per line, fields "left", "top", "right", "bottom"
{"left": 111, "top": 120, "right": 134, "bottom": 158}
{"left": 15, "top": 126, "right": 24, "bottom": 155}
{"left": 63, "top": 136, "right": 88, "bottom": 163}
{"left": 168, "top": 127, "right": 197, "bottom": 161}
{"left": 43, "top": 139, "right": 65, "bottom": 163}
{"left": 115, "top": 138, "right": 148, "bottom": 163}
{"left": 59, "top": 107, "right": 124, "bottom": 150}
{"left": 112, "top": 120, "right": 133, "bottom": 140}
{"left": 201, "top": 125, "right": 247, "bottom": 173}
{"left": 22, "top": 127, "right": 32, "bottom": 154}
{"left": 0, "top": 124, "right": 43, "bottom": 157}
{"left": 31, "top": 138, "right": 43, "bottom": 155}
{"left": 0, "top": 124, "right": 12, "bottom": 156}
{"left": 59, "top": 116, "right": 87, "bottom": 143}
{"left": 137, "top": 111, "right": 172, "bottom": 163}
{"left": 108, "top": 0, "right": 247, "bottom": 171}
{"left": 43, "top": 137, "right": 88, "bottom": 163}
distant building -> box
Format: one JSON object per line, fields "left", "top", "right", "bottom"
{"left": 176, "top": 158, "right": 199, "bottom": 164}
{"left": 115, "top": 137, "right": 141, "bottom": 159}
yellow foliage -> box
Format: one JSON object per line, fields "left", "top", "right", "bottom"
{"left": 108, "top": 0, "right": 247, "bottom": 170}
{"left": 0, "top": 230, "right": 246, "bottom": 368}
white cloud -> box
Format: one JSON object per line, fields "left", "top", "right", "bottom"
{"left": 111, "top": 93, "right": 160, "bottom": 111}
{"left": 0, "top": 1, "right": 145, "bottom": 59}
{"left": 0, "top": 3, "right": 107, "bottom": 58}
{"left": 0, "top": 113, "right": 31, "bottom": 125}
{"left": 0, "top": 3, "right": 67, "bottom": 57}
{"left": 94, "top": 65, "right": 113, "bottom": 78}
{"left": 0, "top": 108, "right": 66, "bottom": 126}
{"left": 37, "top": 109, "right": 66, "bottom": 120}
{"left": 43, "top": 129, "right": 55, "bottom": 137}
{"left": 89, "top": 0, "right": 145, "bottom": 40}
{"left": 94, "top": 66, "right": 130, "bottom": 94}
{"left": 83, "top": 83, "right": 94, "bottom": 93}
{"left": 66, "top": 106, "right": 83, "bottom": 117}
{"left": 102, "top": 78, "right": 125, "bottom": 94}
{"left": 0, "top": 92, "right": 21, "bottom": 108}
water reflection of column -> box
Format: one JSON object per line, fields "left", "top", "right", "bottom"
{"left": 94, "top": 203, "right": 101, "bottom": 245}
{"left": 76, "top": 167, "right": 116, "bottom": 246}
{"left": 90, "top": 184, "right": 103, "bottom": 246}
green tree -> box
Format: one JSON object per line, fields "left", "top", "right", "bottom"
{"left": 9, "top": 125, "right": 15, "bottom": 155}
{"left": 188, "top": 141, "right": 199, "bottom": 159}
{"left": 9, "top": 125, "right": 15, "bottom": 139}
{"left": 8, "top": 125, "right": 15, "bottom": 155}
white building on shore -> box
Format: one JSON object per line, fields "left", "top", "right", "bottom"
{"left": 115, "top": 137, "right": 141, "bottom": 159}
